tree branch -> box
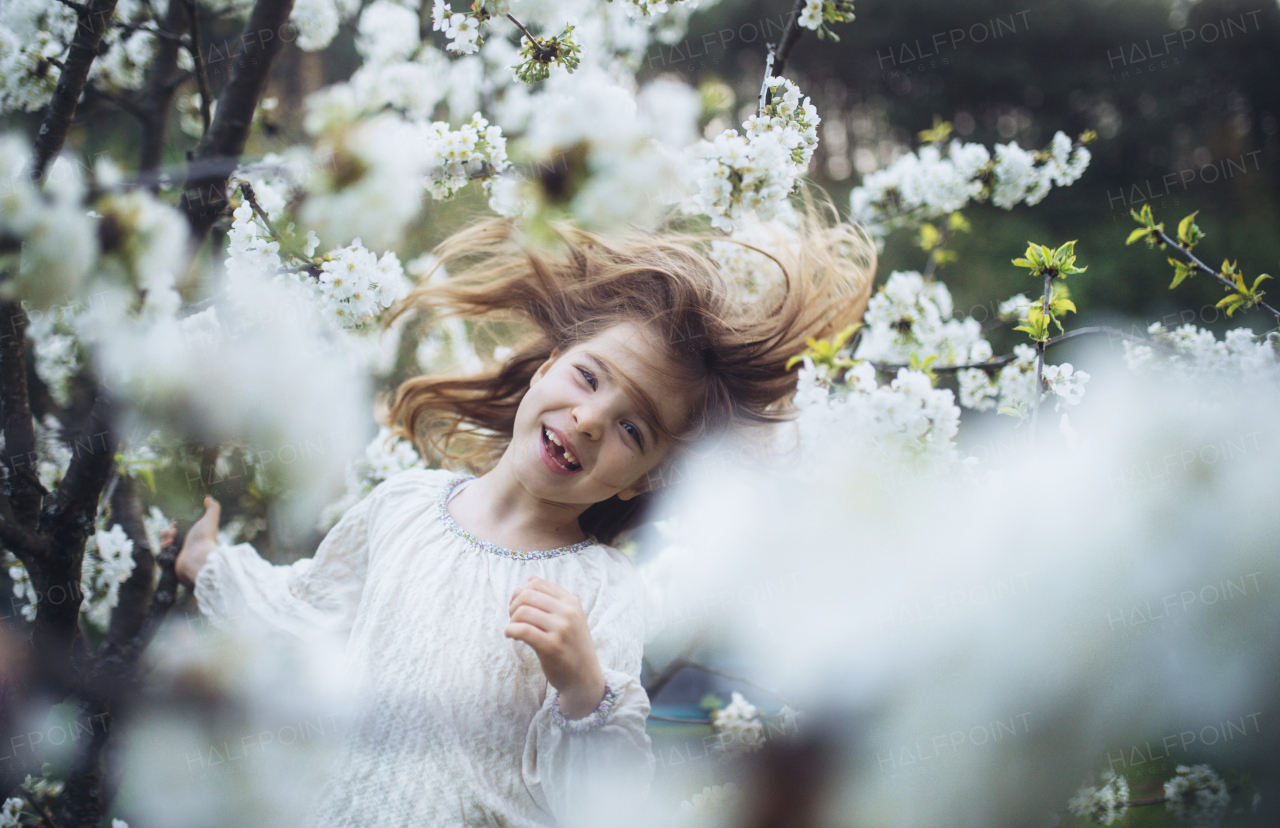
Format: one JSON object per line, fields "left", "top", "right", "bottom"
{"left": 31, "top": 387, "right": 118, "bottom": 697}
{"left": 31, "top": 0, "right": 123, "bottom": 182}
{"left": 50, "top": 697, "right": 110, "bottom": 828}
{"left": 0, "top": 302, "right": 45, "bottom": 536}
{"left": 139, "top": 0, "right": 191, "bottom": 176}
{"left": 643, "top": 626, "right": 712, "bottom": 699}
{"left": 1155, "top": 229, "right": 1280, "bottom": 323}
{"left": 1029, "top": 271, "right": 1052, "bottom": 438}
{"left": 506, "top": 13, "right": 555, "bottom": 61}
{"left": 677, "top": 661, "right": 793, "bottom": 706}
{"left": 180, "top": 0, "right": 297, "bottom": 247}
{"left": 183, "top": 0, "right": 213, "bottom": 137}
{"left": 767, "top": 0, "right": 807, "bottom": 79}
{"left": 104, "top": 476, "right": 155, "bottom": 646}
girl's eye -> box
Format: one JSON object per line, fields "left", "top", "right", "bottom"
{"left": 577, "top": 365, "right": 642, "bottom": 448}
{"left": 623, "top": 423, "right": 644, "bottom": 449}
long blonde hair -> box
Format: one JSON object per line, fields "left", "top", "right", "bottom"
{"left": 381, "top": 195, "right": 876, "bottom": 544}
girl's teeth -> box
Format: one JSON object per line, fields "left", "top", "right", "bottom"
{"left": 545, "top": 428, "right": 562, "bottom": 447}
{"left": 563, "top": 450, "right": 577, "bottom": 464}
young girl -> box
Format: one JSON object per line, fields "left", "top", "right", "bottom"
{"left": 166, "top": 204, "right": 874, "bottom": 828}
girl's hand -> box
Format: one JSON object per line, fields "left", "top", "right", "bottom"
{"left": 506, "top": 576, "right": 606, "bottom": 719}
{"left": 173, "top": 496, "right": 223, "bottom": 587}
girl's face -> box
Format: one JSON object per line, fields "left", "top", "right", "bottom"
{"left": 510, "top": 321, "right": 693, "bottom": 508}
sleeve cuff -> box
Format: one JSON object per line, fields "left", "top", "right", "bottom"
{"left": 550, "top": 682, "right": 621, "bottom": 733}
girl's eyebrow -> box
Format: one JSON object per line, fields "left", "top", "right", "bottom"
{"left": 582, "top": 351, "right": 659, "bottom": 446}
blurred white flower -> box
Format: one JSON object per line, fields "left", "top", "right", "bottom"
{"left": 1067, "top": 769, "right": 1129, "bottom": 824}
{"left": 710, "top": 692, "right": 764, "bottom": 759}
{"left": 1164, "top": 764, "right": 1230, "bottom": 826}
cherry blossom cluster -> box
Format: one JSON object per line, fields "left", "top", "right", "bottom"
{"left": 300, "top": 113, "right": 505, "bottom": 249}
{"left": 423, "top": 113, "right": 511, "bottom": 201}
{"left": 853, "top": 270, "right": 984, "bottom": 366}
{"left": 4, "top": 552, "right": 37, "bottom": 622}
{"left": 1123, "top": 322, "right": 1279, "bottom": 386}
{"left": 798, "top": 0, "right": 855, "bottom": 39}
{"left": 747, "top": 77, "right": 821, "bottom": 168}
{"left": 24, "top": 310, "right": 81, "bottom": 408}
{"left": 1163, "top": 764, "right": 1230, "bottom": 826}
{"left": 1067, "top": 769, "right": 1130, "bottom": 825}
{"left": 849, "top": 132, "right": 1091, "bottom": 240}
{"left": 955, "top": 342, "right": 1038, "bottom": 413}
{"left": 793, "top": 357, "right": 965, "bottom": 470}
{"left": 709, "top": 691, "right": 765, "bottom": 759}
{"left": 316, "top": 239, "right": 408, "bottom": 331}
{"left": 79, "top": 524, "right": 139, "bottom": 631}
{"left": 287, "top": 0, "right": 361, "bottom": 52}
{"left": 686, "top": 78, "right": 820, "bottom": 232}
{"left": 0, "top": 0, "right": 191, "bottom": 114}
{"left": 495, "top": 72, "right": 697, "bottom": 228}
{"left": 0, "top": 137, "right": 97, "bottom": 311}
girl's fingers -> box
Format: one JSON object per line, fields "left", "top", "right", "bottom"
{"left": 524, "top": 577, "right": 571, "bottom": 600}
{"left": 510, "top": 587, "right": 561, "bottom": 614}
{"left": 509, "top": 604, "right": 559, "bottom": 632}
{"left": 504, "top": 621, "right": 554, "bottom": 652}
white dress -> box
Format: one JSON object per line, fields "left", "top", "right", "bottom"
{"left": 194, "top": 467, "right": 655, "bottom": 828}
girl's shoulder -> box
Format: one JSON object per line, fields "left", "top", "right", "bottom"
{"left": 584, "top": 541, "right": 646, "bottom": 594}
{"left": 366, "top": 466, "right": 468, "bottom": 505}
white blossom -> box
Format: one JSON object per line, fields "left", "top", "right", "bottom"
{"left": 316, "top": 238, "right": 409, "bottom": 330}
{"left": 793, "top": 357, "right": 965, "bottom": 472}
{"left": 356, "top": 0, "right": 421, "bottom": 65}
{"left": 1041, "top": 362, "right": 1090, "bottom": 411}
{"left": 0, "top": 136, "right": 97, "bottom": 311}
{"left": 0, "top": 796, "right": 21, "bottom": 828}
{"left": 849, "top": 132, "right": 1089, "bottom": 240}
{"left": 686, "top": 78, "right": 818, "bottom": 233}
{"left": 1164, "top": 764, "right": 1230, "bottom": 826}
{"left": 1067, "top": 769, "right": 1130, "bottom": 825}
{"left": 710, "top": 692, "right": 765, "bottom": 758}
{"left": 854, "top": 270, "right": 986, "bottom": 367}
{"left": 80, "top": 523, "right": 138, "bottom": 631}
{"left": 5, "top": 552, "right": 37, "bottom": 622}
{"left": 1124, "top": 323, "right": 1279, "bottom": 388}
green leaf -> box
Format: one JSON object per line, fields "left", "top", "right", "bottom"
{"left": 1168, "top": 259, "right": 1195, "bottom": 289}
{"left": 699, "top": 693, "right": 726, "bottom": 710}
{"left": 135, "top": 467, "right": 156, "bottom": 495}
{"left": 1176, "top": 211, "right": 1204, "bottom": 249}
{"left": 917, "top": 115, "right": 953, "bottom": 147}
{"left": 1126, "top": 228, "right": 1149, "bottom": 246}
{"left": 917, "top": 223, "right": 942, "bottom": 251}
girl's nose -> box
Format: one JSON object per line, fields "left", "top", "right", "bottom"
{"left": 571, "top": 402, "right": 604, "bottom": 440}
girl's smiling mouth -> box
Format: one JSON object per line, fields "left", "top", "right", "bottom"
{"left": 541, "top": 424, "right": 583, "bottom": 474}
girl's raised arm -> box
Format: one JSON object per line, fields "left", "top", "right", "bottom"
{"left": 190, "top": 479, "right": 386, "bottom": 643}
{"left": 520, "top": 556, "right": 655, "bottom": 827}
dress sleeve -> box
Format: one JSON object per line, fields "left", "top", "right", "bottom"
{"left": 193, "top": 477, "right": 384, "bottom": 642}
{"left": 521, "top": 554, "right": 655, "bottom": 828}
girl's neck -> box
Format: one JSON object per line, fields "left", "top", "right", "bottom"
{"left": 449, "top": 461, "right": 590, "bottom": 550}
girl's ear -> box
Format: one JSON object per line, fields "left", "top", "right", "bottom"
{"left": 530, "top": 348, "right": 560, "bottom": 387}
